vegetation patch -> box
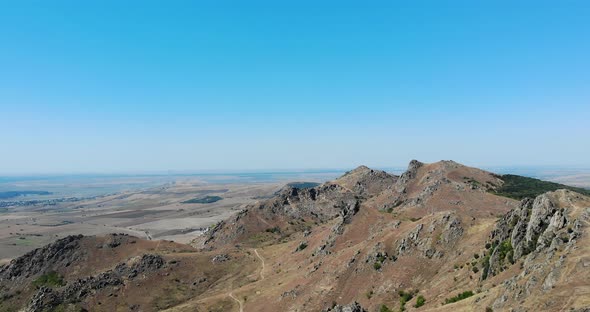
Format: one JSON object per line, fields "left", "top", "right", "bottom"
{"left": 265, "top": 226, "right": 280, "bottom": 234}
{"left": 414, "top": 295, "right": 426, "bottom": 308}
{"left": 443, "top": 291, "right": 474, "bottom": 305}
{"left": 379, "top": 304, "right": 393, "bottom": 312}
{"left": 296, "top": 242, "right": 308, "bottom": 251}
{"left": 33, "top": 271, "right": 65, "bottom": 288}
{"left": 491, "top": 174, "right": 590, "bottom": 199}
{"left": 181, "top": 196, "right": 222, "bottom": 204}
{"left": 497, "top": 240, "right": 514, "bottom": 265}
{"left": 373, "top": 252, "right": 387, "bottom": 271}
{"left": 398, "top": 289, "right": 417, "bottom": 311}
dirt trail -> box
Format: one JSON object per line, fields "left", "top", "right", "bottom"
{"left": 226, "top": 248, "right": 265, "bottom": 312}
{"left": 254, "top": 248, "right": 265, "bottom": 280}
{"left": 229, "top": 292, "right": 243, "bottom": 312}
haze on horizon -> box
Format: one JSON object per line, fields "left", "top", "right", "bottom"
{"left": 1, "top": 1, "right": 589, "bottom": 175}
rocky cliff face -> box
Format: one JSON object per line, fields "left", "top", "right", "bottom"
{"left": 480, "top": 190, "right": 590, "bottom": 311}
{"left": 485, "top": 190, "right": 584, "bottom": 278}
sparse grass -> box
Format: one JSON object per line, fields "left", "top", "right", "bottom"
{"left": 153, "top": 284, "right": 191, "bottom": 310}
{"left": 13, "top": 236, "right": 36, "bottom": 246}
{"left": 33, "top": 271, "right": 65, "bottom": 288}
{"left": 443, "top": 291, "right": 474, "bottom": 305}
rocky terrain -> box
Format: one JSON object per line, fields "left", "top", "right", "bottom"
{"left": 0, "top": 160, "right": 589, "bottom": 311}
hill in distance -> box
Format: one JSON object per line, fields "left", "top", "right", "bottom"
{"left": 1, "top": 160, "right": 589, "bottom": 312}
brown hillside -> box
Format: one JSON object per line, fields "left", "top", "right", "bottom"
{"left": 1, "top": 160, "right": 589, "bottom": 312}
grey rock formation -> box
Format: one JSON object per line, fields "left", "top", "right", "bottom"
{"left": 486, "top": 192, "right": 576, "bottom": 278}
{"left": 486, "top": 190, "right": 588, "bottom": 310}
{"left": 394, "top": 160, "right": 423, "bottom": 193}
{"left": 394, "top": 213, "right": 462, "bottom": 259}
{"left": 0, "top": 235, "right": 84, "bottom": 281}
{"left": 323, "top": 301, "right": 367, "bottom": 312}
{"left": 205, "top": 166, "right": 397, "bottom": 247}
{"left": 211, "top": 254, "right": 231, "bottom": 263}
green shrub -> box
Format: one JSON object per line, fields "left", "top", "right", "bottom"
{"left": 379, "top": 304, "right": 393, "bottom": 312}
{"left": 414, "top": 295, "right": 426, "bottom": 308}
{"left": 472, "top": 266, "right": 479, "bottom": 273}
{"left": 265, "top": 227, "right": 280, "bottom": 234}
{"left": 444, "top": 291, "right": 474, "bottom": 304}
{"left": 296, "top": 242, "right": 308, "bottom": 251}
{"left": 373, "top": 262, "right": 382, "bottom": 270}
{"left": 398, "top": 290, "right": 415, "bottom": 311}
{"left": 497, "top": 240, "right": 514, "bottom": 264}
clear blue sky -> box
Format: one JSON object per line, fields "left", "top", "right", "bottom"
{"left": 1, "top": 1, "right": 589, "bottom": 174}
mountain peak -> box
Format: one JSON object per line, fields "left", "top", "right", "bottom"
{"left": 334, "top": 165, "right": 397, "bottom": 195}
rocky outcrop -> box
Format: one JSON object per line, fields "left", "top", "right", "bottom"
{"left": 211, "top": 254, "right": 231, "bottom": 263}
{"left": 394, "top": 160, "right": 423, "bottom": 193}
{"left": 485, "top": 191, "right": 580, "bottom": 278}
{"left": 26, "top": 271, "right": 123, "bottom": 312}
{"left": 323, "top": 301, "right": 367, "bottom": 312}
{"left": 394, "top": 213, "right": 463, "bottom": 259}
{"left": 25, "top": 254, "right": 165, "bottom": 311}
{"left": 336, "top": 166, "right": 398, "bottom": 197}
{"left": 0, "top": 235, "right": 84, "bottom": 281}
{"left": 204, "top": 167, "right": 396, "bottom": 247}
{"left": 115, "top": 254, "right": 165, "bottom": 278}
{"left": 485, "top": 190, "right": 589, "bottom": 310}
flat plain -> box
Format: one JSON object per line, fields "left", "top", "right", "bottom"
{"left": 0, "top": 172, "right": 341, "bottom": 263}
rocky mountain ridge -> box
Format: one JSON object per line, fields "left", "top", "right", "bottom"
{"left": 0, "top": 160, "right": 589, "bottom": 312}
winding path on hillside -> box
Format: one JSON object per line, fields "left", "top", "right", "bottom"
{"left": 227, "top": 248, "right": 266, "bottom": 312}
{"left": 228, "top": 292, "right": 243, "bottom": 312}
{"left": 254, "top": 248, "right": 265, "bottom": 280}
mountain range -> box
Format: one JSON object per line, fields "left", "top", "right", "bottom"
{"left": 1, "top": 160, "right": 589, "bottom": 312}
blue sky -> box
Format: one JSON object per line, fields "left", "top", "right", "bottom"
{"left": 1, "top": 1, "right": 589, "bottom": 174}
